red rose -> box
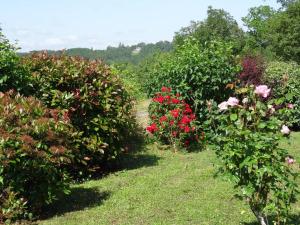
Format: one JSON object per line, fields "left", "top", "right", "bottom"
{"left": 146, "top": 123, "right": 158, "bottom": 133}
{"left": 171, "top": 109, "right": 180, "bottom": 118}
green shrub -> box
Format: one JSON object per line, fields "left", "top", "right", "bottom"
{"left": 263, "top": 61, "right": 300, "bottom": 128}
{"left": 145, "top": 38, "right": 240, "bottom": 125}
{"left": 0, "top": 91, "right": 78, "bottom": 222}
{"left": 146, "top": 87, "right": 204, "bottom": 150}
{"left": 215, "top": 85, "right": 298, "bottom": 225}
{"left": 23, "top": 53, "right": 135, "bottom": 174}
{"left": 0, "top": 30, "right": 32, "bottom": 95}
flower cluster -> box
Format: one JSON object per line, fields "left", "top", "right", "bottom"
{"left": 218, "top": 85, "right": 292, "bottom": 136}
{"left": 147, "top": 87, "right": 203, "bottom": 149}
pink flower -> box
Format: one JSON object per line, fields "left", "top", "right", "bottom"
{"left": 281, "top": 125, "right": 290, "bottom": 135}
{"left": 255, "top": 85, "right": 271, "bottom": 98}
{"left": 227, "top": 97, "right": 239, "bottom": 106}
{"left": 218, "top": 101, "right": 228, "bottom": 111}
{"left": 287, "top": 103, "right": 294, "bottom": 109}
{"left": 286, "top": 156, "right": 296, "bottom": 165}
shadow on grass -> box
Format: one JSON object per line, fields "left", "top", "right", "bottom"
{"left": 243, "top": 214, "right": 300, "bottom": 225}
{"left": 106, "top": 126, "right": 161, "bottom": 172}
{"left": 40, "top": 187, "right": 110, "bottom": 220}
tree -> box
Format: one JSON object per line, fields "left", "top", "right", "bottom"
{"left": 271, "top": 0, "right": 300, "bottom": 62}
{"left": 173, "top": 6, "right": 245, "bottom": 53}
{"left": 242, "top": 5, "right": 276, "bottom": 51}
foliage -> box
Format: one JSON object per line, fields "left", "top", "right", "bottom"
{"left": 263, "top": 61, "right": 300, "bottom": 128}
{"left": 146, "top": 87, "right": 203, "bottom": 150}
{"left": 270, "top": 0, "right": 300, "bottom": 63}
{"left": 0, "top": 91, "right": 78, "bottom": 222}
{"left": 22, "top": 53, "right": 136, "bottom": 174}
{"left": 111, "top": 63, "right": 146, "bottom": 100}
{"left": 243, "top": 1, "right": 300, "bottom": 63}
{"left": 145, "top": 38, "right": 240, "bottom": 125}
{"left": 242, "top": 5, "right": 277, "bottom": 56}
{"left": 24, "top": 41, "right": 173, "bottom": 65}
{"left": 174, "top": 6, "right": 245, "bottom": 53}
{"left": 239, "top": 55, "right": 265, "bottom": 85}
{"left": 0, "top": 29, "right": 32, "bottom": 95}
{"left": 215, "top": 85, "right": 298, "bottom": 225}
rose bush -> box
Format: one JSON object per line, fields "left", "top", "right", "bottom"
{"left": 215, "top": 85, "right": 298, "bottom": 225}
{"left": 147, "top": 87, "right": 204, "bottom": 150}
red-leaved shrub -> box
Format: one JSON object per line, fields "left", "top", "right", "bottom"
{"left": 239, "top": 55, "right": 265, "bottom": 85}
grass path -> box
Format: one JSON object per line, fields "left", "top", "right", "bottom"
{"left": 38, "top": 100, "right": 300, "bottom": 225}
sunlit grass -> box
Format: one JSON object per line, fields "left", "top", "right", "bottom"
{"left": 38, "top": 133, "right": 299, "bottom": 225}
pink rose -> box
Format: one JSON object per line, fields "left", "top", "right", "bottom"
{"left": 286, "top": 156, "right": 295, "bottom": 165}
{"left": 281, "top": 125, "right": 290, "bottom": 135}
{"left": 287, "top": 103, "right": 294, "bottom": 109}
{"left": 255, "top": 85, "right": 271, "bottom": 98}
{"left": 218, "top": 101, "right": 228, "bottom": 111}
{"left": 227, "top": 97, "right": 239, "bottom": 106}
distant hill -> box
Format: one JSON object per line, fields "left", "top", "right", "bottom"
{"left": 21, "top": 41, "right": 173, "bottom": 65}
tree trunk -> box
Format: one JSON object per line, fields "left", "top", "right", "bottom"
{"left": 251, "top": 208, "right": 269, "bottom": 225}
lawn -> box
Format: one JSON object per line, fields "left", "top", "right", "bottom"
{"left": 38, "top": 131, "right": 300, "bottom": 225}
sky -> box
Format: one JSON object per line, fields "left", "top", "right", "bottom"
{"left": 0, "top": 0, "right": 280, "bottom": 52}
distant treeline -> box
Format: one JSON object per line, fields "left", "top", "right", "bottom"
{"left": 19, "top": 41, "right": 173, "bottom": 65}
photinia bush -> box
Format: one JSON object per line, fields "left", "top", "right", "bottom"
{"left": 0, "top": 91, "right": 80, "bottom": 222}
{"left": 147, "top": 87, "right": 204, "bottom": 150}
{"left": 215, "top": 85, "right": 298, "bottom": 225}
{"left": 22, "top": 52, "right": 136, "bottom": 175}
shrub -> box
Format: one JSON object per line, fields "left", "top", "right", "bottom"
{"left": 145, "top": 38, "right": 240, "bottom": 125}
{"left": 215, "top": 85, "right": 298, "bottom": 225}
{"left": 238, "top": 55, "right": 265, "bottom": 85}
{"left": 263, "top": 61, "right": 300, "bottom": 128}
{"left": 0, "top": 30, "right": 33, "bottom": 95}
{"left": 0, "top": 91, "right": 78, "bottom": 222}
{"left": 147, "top": 87, "right": 204, "bottom": 150}
{"left": 23, "top": 53, "right": 135, "bottom": 174}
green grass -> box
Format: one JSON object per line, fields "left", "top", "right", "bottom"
{"left": 38, "top": 133, "right": 300, "bottom": 225}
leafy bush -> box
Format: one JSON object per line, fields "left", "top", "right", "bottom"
{"left": 0, "top": 91, "right": 78, "bottom": 222}
{"left": 0, "top": 30, "right": 32, "bottom": 95}
{"left": 23, "top": 52, "right": 135, "bottom": 174}
{"left": 263, "top": 61, "right": 300, "bottom": 128}
{"left": 215, "top": 85, "right": 298, "bottom": 225}
{"left": 239, "top": 55, "right": 265, "bottom": 85}
{"left": 147, "top": 87, "right": 204, "bottom": 150}
{"left": 145, "top": 38, "right": 240, "bottom": 125}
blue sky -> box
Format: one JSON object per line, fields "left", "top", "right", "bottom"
{"left": 0, "top": 0, "right": 279, "bottom": 51}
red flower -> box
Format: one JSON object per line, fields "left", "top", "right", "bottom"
{"left": 146, "top": 123, "right": 158, "bottom": 133}
{"left": 159, "top": 115, "right": 167, "bottom": 123}
{"left": 184, "top": 126, "right": 190, "bottom": 133}
{"left": 171, "top": 98, "right": 180, "bottom": 104}
{"left": 172, "top": 131, "right": 178, "bottom": 137}
{"left": 180, "top": 115, "right": 191, "bottom": 124}
{"left": 153, "top": 95, "right": 164, "bottom": 104}
{"left": 169, "top": 120, "right": 174, "bottom": 126}
{"left": 176, "top": 93, "right": 180, "bottom": 97}
{"left": 184, "top": 104, "right": 193, "bottom": 114}
{"left": 184, "top": 140, "right": 190, "bottom": 147}
{"left": 171, "top": 109, "right": 180, "bottom": 118}
{"left": 190, "top": 114, "right": 196, "bottom": 120}
{"left": 161, "top": 86, "right": 171, "bottom": 92}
